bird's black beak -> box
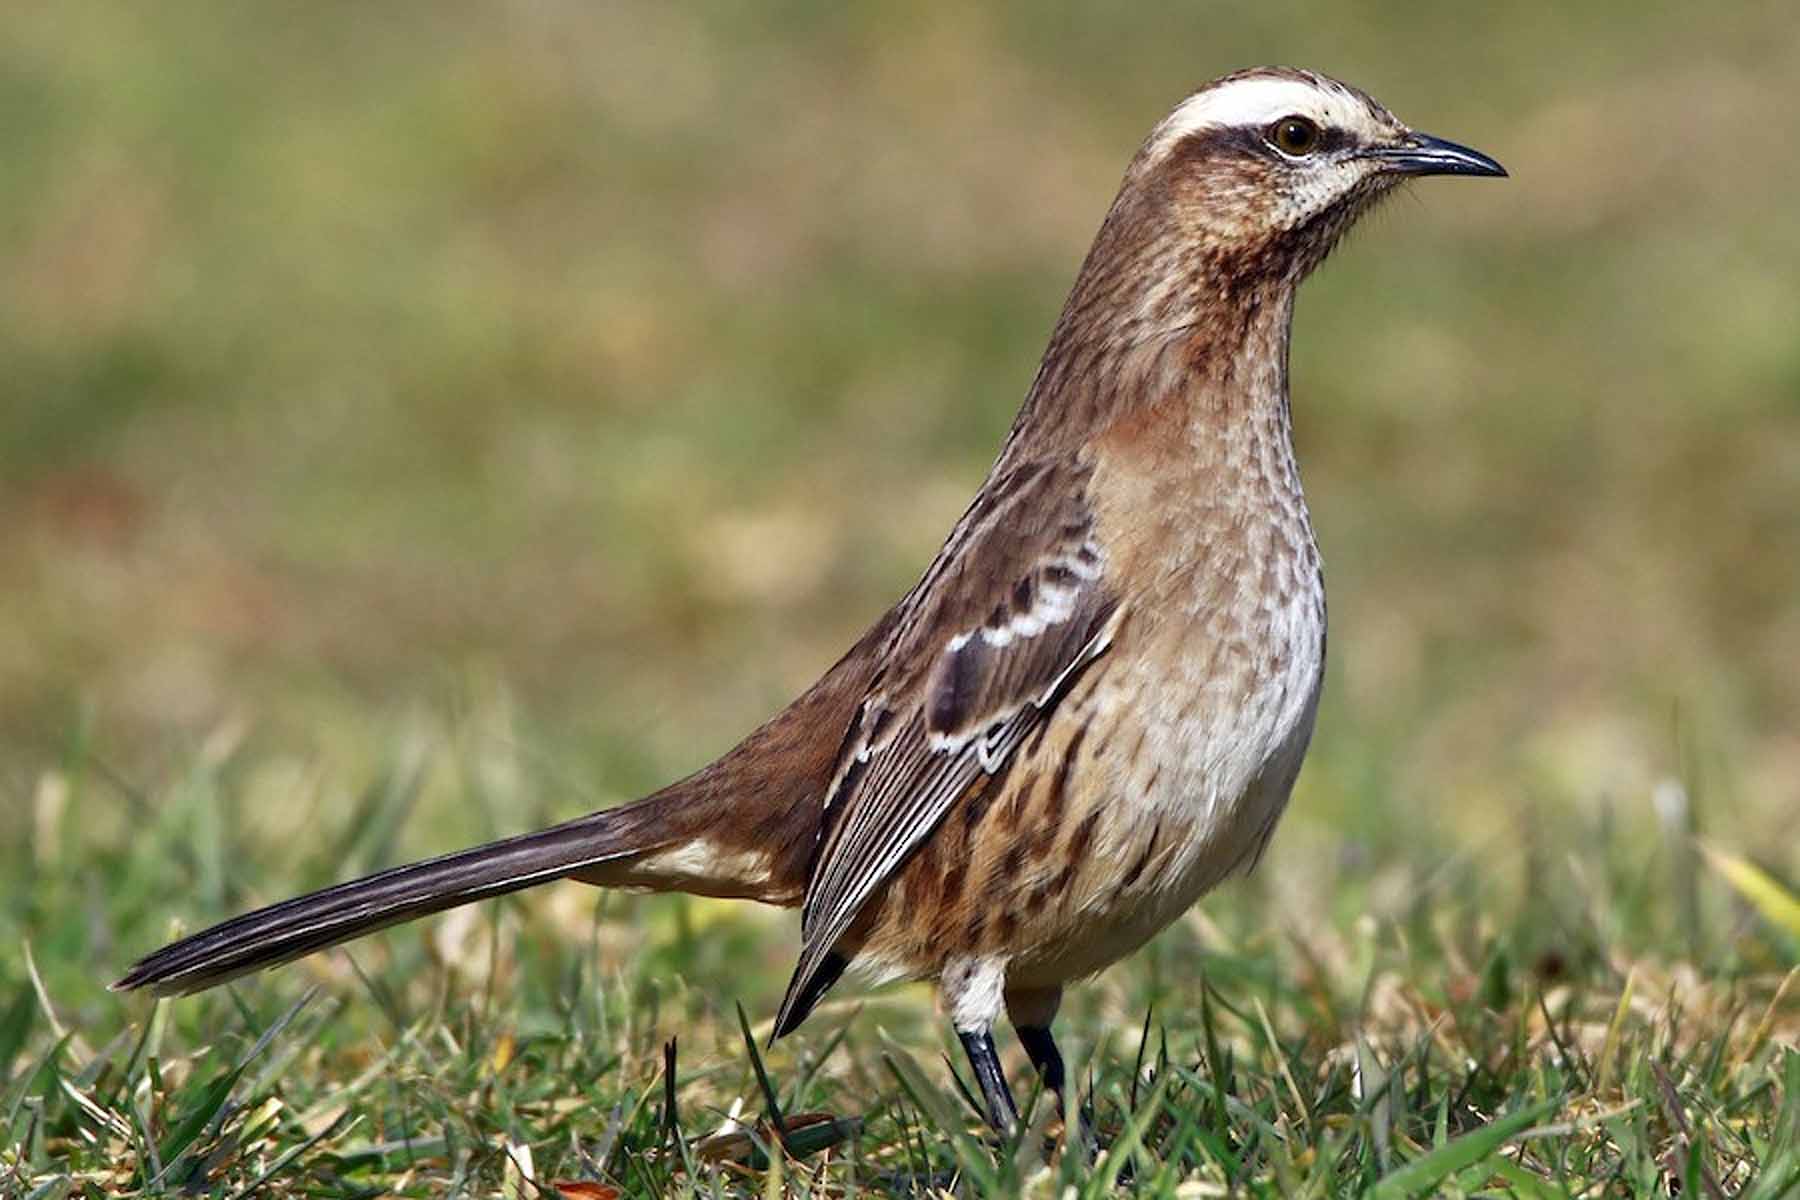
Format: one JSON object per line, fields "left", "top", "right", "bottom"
{"left": 1370, "top": 131, "right": 1507, "bottom": 178}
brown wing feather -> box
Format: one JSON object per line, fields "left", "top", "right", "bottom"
{"left": 773, "top": 460, "right": 1119, "bottom": 1034}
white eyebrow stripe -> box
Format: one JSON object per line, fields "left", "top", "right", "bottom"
{"left": 1145, "top": 76, "right": 1378, "bottom": 161}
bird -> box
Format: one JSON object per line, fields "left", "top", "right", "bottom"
{"left": 116, "top": 67, "right": 1505, "bottom": 1134}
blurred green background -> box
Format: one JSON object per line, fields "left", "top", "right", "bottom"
{"left": 3, "top": 2, "right": 1796, "bottom": 1025}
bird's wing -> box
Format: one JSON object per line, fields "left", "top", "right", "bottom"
{"left": 774, "top": 458, "right": 1120, "bottom": 1033}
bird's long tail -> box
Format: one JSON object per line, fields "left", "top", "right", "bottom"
{"left": 113, "top": 614, "right": 892, "bottom": 998}
{"left": 112, "top": 794, "right": 695, "bottom": 996}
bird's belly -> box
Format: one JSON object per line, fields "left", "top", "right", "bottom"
{"left": 1008, "top": 602, "right": 1324, "bottom": 986}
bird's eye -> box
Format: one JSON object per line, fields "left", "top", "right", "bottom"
{"left": 1267, "top": 116, "right": 1322, "bottom": 157}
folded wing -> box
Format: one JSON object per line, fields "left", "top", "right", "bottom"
{"left": 773, "top": 459, "right": 1121, "bottom": 1034}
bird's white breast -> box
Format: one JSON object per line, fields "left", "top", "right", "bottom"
{"left": 1127, "top": 551, "right": 1324, "bottom": 881}
{"left": 1009, "top": 525, "right": 1324, "bottom": 989}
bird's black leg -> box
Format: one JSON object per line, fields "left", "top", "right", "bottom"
{"left": 1005, "top": 986, "right": 1074, "bottom": 1129}
{"left": 1016, "top": 1024, "right": 1066, "bottom": 1098}
{"left": 1018, "top": 1023, "right": 1096, "bottom": 1154}
{"left": 958, "top": 1027, "right": 1020, "bottom": 1134}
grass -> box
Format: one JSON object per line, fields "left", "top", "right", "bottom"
{"left": 3, "top": 720, "right": 1796, "bottom": 1195}
{"left": 3, "top": 0, "right": 1799, "bottom": 1195}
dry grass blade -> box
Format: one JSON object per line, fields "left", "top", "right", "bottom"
{"left": 1700, "top": 843, "right": 1800, "bottom": 945}
{"left": 1650, "top": 1061, "right": 1727, "bottom": 1200}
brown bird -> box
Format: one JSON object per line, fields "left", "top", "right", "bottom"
{"left": 117, "top": 67, "right": 1504, "bottom": 1132}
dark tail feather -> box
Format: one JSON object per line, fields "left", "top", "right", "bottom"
{"left": 114, "top": 797, "right": 683, "bottom": 996}
{"left": 771, "top": 950, "right": 848, "bottom": 1041}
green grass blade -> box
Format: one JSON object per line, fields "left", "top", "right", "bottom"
{"left": 879, "top": 1033, "right": 998, "bottom": 1193}
{"left": 0, "top": 983, "right": 36, "bottom": 1088}
{"left": 1744, "top": 1145, "right": 1800, "bottom": 1200}
{"left": 153, "top": 1064, "right": 243, "bottom": 1175}
{"left": 1368, "top": 1098, "right": 1557, "bottom": 1200}
{"left": 1486, "top": 1157, "right": 1568, "bottom": 1200}
{"left": 1082, "top": 1073, "right": 1169, "bottom": 1197}
{"left": 735, "top": 1000, "right": 788, "bottom": 1152}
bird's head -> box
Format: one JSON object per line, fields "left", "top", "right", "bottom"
{"left": 1121, "top": 67, "right": 1505, "bottom": 288}
{"left": 1023, "top": 68, "right": 1505, "bottom": 432}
